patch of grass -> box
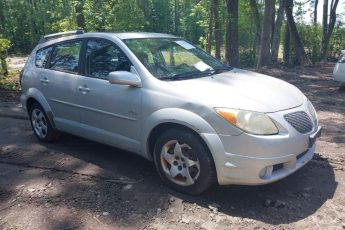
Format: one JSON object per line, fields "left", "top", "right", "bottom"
{"left": 0, "top": 69, "right": 21, "bottom": 92}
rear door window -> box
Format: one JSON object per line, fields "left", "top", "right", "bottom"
{"left": 49, "top": 41, "right": 82, "bottom": 74}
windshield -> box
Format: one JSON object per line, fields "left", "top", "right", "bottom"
{"left": 123, "top": 38, "right": 232, "bottom": 80}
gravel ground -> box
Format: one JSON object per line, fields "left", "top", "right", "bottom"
{"left": 0, "top": 62, "right": 345, "bottom": 229}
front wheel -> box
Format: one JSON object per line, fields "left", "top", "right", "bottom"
{"left": 153, "top": 129, "right": 216, "bottom": 195}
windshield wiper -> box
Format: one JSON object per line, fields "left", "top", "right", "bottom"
{"left": 160, "top": 70, "right": 213, "bottom": 81}
{"left": 159, "top": 66, "right": 233, "bottom": 81}
{"left": 212, "top": 66, "right": 233, "bottom": 73}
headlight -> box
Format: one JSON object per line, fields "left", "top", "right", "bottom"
{"left": 215, "top": 108, "right": 278, "bottom": 135}
{"left": 307, "top": 100, "right": 318, "bottom": 126}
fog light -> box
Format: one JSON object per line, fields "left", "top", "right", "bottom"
{"left": 259, "top": 166, "right": 273, "bottom": 179}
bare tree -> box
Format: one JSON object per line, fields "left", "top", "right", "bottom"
{"left": 271, "top": 0, "right": 284, "bottom": 63}
{"left": 175, "top": 0, "right": 179, "bottom": 35}
{"left": 322, "top": 0, "right": 328, "bottom": 51}
{"left": 284, "top": 0, "right": 311, "bottom": 65}
{"left": 207, "top": 0, "right": 214, "bottom": 54}
{"left": 311, "top": 0, "right": 319, "bottom": 62}
{"left": 283, "top": 24, "right": 290, "bottom": 65}
{"left": 249, "top": 0, "right": 261, "bottom": 57}
{"left": 257, "top": 0, "right": 275, "bottom": 68}
{"left": 214, "top": 0, "right": 221, "bottom": 59}
{"left": 313, "top": 0, "right": 319, "bottom": 24}
{"left": 75, "top": 0, "right": 85, "bottom": 29}
{"left": 321, "top": 0, "right": 340, "bottom": 60}
{"left": 225, "top": 0, "right": 239, "bottom": 67}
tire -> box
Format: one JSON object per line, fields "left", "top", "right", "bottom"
{"left": 29, "top": 103, "right": 60, "bottom": 142}
{"left": 153, "top": 128, "right": 216, "bottom": 195}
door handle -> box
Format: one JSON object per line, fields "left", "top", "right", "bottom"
{"left": 78, "top": 85, "right": 90, "bottom": 93}
{"left": 40, "top": 78, "right": 49, "bottom": 84}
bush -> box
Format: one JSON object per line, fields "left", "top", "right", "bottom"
{"left": 0, "top": 38, "right": 12, "bottom": 75}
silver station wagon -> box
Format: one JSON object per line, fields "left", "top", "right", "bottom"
{"left": 21, "top": 31, "right": 322, "bottom": 194}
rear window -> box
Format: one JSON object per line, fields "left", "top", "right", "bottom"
{"left": 49, "top": 41, "right": 82, "bottom": 74}
{"left": 35, "top": 46, "right": 53, "bottom": 68}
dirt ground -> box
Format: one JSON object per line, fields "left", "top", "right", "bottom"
{"left": 0, "top": 62, "right": 345, "bottom": 230}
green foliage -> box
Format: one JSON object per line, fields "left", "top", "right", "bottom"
{"left": 0, "top": 69, "right": 21, "bottom": 91}
{"left": 0, "top": 38, "right": 11, "bottom": 75}
{"left": 180, "top": 1, "right": 208, "bottom": 46}
{"left": 0, "top": 38, "right": 11, "bottom": 53}
{"left": 0, "top": 0, "right": 343, "bottom": 67}
{"left": 329, "top": 25, "right": 345, "bottom": 58}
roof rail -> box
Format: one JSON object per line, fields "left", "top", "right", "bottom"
{"left": 39, "top": 29, "right": 85, "bottom": 44}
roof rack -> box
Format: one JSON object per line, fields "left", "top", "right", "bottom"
{"left": 38, "top": 29, "right": 85, "bottom": 44}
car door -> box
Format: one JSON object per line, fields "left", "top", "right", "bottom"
{"left": 77, "top": 38, "right": 142, "bottom": 152}
{"left": 41, "top": 40, "right": 82, "bottom": 132}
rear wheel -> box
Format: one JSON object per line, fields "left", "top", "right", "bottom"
{"left": 153, "top": 128, "right": 216, "bottom": 195}
{"left": 29, "top": 103, "right": 60, "bottom": 142}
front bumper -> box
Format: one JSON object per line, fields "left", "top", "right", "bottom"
{"left": 200, "top": 101, "right": 322, "bottom": 186}
{"left": 222, "top": 126, "right": 321, "bottom": 185}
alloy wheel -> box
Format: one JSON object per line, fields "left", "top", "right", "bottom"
{"left": 31, "top": 108, "right": 48, "bottom": 139}
{"left": 160, "top": 140, "right": 200, "bottom": 186}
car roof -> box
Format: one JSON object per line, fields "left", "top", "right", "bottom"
{"left": 37, "top": 31, "right": 179, "bottom": 47}
{"left": 109, "top": 32, "right": 178, "bottom": 40}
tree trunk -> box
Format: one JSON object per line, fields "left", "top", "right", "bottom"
{"left": 322, "top": 0, "right": 328, "bottom": 55}
{"left": 214, "top": 0, "right": 221, "bottom": 59}
{"left": 207, "top": 0, "right": 215, "bottom": 54}
{"left": 0, "top": 53, "right": 8, "bottom": 76}
{"left": 225, "top": 0, "right": 239, "bottom": 67}
{"left": 312, "top": 0, "right": 319, "bottom": 63}
{"left": 313, "top": 0, "right": 319, "bottom": 24}
{"left": 321, "top": 0, "right": 340, "bottom": 60}
{"left": 257, "top": 0, "right": 275, "bottom": 68}
{"left": 284, "top": 0, "right": 311, "bottom": 66}
{"left": 271, "top": 1, "right": 276, "bottom": 47}
{"left": 271, "top": 0, "right": 284, "bottom": 63}
{"left": 283, "top": 24, "right": 290, "bottom": 66}
{"left": 75, "top": 0, "right": 85, "bottom": 29}
{"left": 249, "top": 0, "right": 261, "bottom": 58}
{"left": 0, "top": 0, "right": 5, "bottom": 32}
{"left": 174, "top": 0, "right": 179, "bottom": 35}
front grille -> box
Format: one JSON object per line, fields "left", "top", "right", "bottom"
{"left": 273, "top": 163, "right": 284, "bottom": 172}
{"left": 284, "top": 111, "right": 313, "bottom": 134}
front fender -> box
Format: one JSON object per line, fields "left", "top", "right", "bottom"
{"left": 142, "top": 108, "right": 228, "bottom": 185}
{"left": 142, "top": 108, "right": 218, "bottom": 156}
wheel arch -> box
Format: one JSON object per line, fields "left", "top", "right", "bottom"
{"left": 143, "top": 108, "right": 218, "bottom": 160}
{"left": 24, "top": 88, "right": 56, "bottom": 128}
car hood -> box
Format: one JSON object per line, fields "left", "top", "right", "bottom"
{"left": 168, "top": 68, "right": 304, "bottom": 113}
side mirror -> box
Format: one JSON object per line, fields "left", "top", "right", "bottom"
{"left": 108, "top": 71, "right": 142, "bottom": 87}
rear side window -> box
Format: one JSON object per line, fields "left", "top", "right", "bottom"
{"left": 35, "top": 46, "right": 53, "bottom": 68}
{"left": 49, "top": 41, "right": 82, "bottom": 74}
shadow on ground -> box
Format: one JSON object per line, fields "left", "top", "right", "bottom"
{"left": 2, "top": 131, "right": 336, "bottom": 227}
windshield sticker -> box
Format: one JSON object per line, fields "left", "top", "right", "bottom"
{"left": 194, "top": 61, "right": 212, "bottom": 72}
{"left": 175, "top": 40, "right": 195, "bottom": 50}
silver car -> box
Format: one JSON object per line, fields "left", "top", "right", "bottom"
{"left": 333, "top": 50, "right": 345, "bottom": 83}
{"left": 20, "top": 31, "right": 322, "bottom": 194}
